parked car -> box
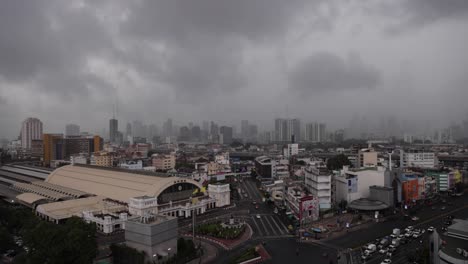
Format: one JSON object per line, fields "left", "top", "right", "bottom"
{"left": 441, "top": 206, "right": 446, "bottom": 211}
{"left": 381, "top": 259, "right": 392, "bottom": 264}
{"left": 427, "top": 226, "right": 435, "bottom": 232}
{"left": 256, "top": 214, "right": 261, "bottom": 219}
{"left": 411, "top": 216, "right": 420, "bottom": 221}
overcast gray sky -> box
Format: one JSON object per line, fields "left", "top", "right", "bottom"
{"left": 1, "top": 0, "right": 468, "bottom": 138}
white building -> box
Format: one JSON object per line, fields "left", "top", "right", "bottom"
{"left": 283, "top": 143, "right": 299, "bottom": 158}
{"left": 400, "top": 149, "right": 437, "bottom": 168}
{"left": 304, "top": 161, "right": 332, "bottom": 210}
{"left": 208, "top": 183, "right": 231, "bottom": 207}
{"left": 214, "top": 152, "right": 230, "bottom": 165}
{"left": 70, "top": 154, "right": 88, "bottom": 165}
{"left": 83, "top": 211, "right": 128, "bottom": 234}
{"left": 334, "top": 166, "right": 386, "bottom": 204}
{"left": 21, "top": 117, "right": 43, "bottom": 150}
{"left": 119, "top": 160, "right": 143, "bottom": 170}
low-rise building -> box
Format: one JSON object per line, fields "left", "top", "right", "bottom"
{"left": 284, "top": 186, "right": 319, "bottom": 223}
{"left": 208, "top": 183, "right": 230, "bottom": 207}
{"left": 91, "top": 151, "right": 114, "bottom": 167}
{"left": 400, "top": 149, "right": 437, "bottom": 168}
{"left": 152, "top": 153, "right": 176, "bottom": 171}
{"left": 357, "top": 148, "right": 378, "bottom": 168}
{"left": 304, "top": 161, "right": 331, "bottom": 210}
{"left": 119, "top": 160, "right": 143, "bottom": 170}
{"left": 431, "top": 218, "right": 468, "bottom": 264}
{"left": 125, "top": 215, "right": 178, "bottom": 263}
{"left": 334, "top": 166, "right": 386, "bottom": 204}
{"left": 83, "top": 210, "right": 128, "bottom": 234}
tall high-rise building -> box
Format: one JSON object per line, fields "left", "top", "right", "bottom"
{"left": 202, "top": 121, "right": 209, "bottom": 133}
{"left": 241, "top": 120, "right": 249, "bottom": 140}
{"left": 65, "top": 124, "right": 80, "bottom": 137}
{"left": 126, "top": 122, "right": 132, "bottom": 138}
{"left": 21, "top": 117, "right": 43, "bottom": 150}
{"left": 210, "top": 121, "right": 219, "bottom": 139}
{"left": 305, "top": 122, "right": 327, "bottom": 142}
{"left": 163, "top": 118, "right": 173, "bottom": 137}
{"left": 274, "top": 118, "right": 300, "bottom": 142}
{"left": 109, "top": 118, "right": 118, "bottom": 143}
{"left": 43, "top": 134, "right": 65, "bottom": 166}
{"left": 219, "top": 126, "right": 233, "bottom": 145}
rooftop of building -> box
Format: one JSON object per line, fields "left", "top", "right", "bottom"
{"left": 35, "top": 196, "right": 127, "bottom": 220}
{"left": 45, "top": 165, "right": 203, "bottom": 203}
{"left": 127, "top": 214, "right": 177, "bottom": 225}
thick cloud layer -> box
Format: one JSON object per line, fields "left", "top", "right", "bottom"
{"left": 1, "top": 0, "right": 468, "bottom": 138}
{"left": 289, "top": 52, "right": 380, "bottom": 94}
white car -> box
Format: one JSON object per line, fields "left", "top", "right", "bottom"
{"left": 427, "top": 226, "right": 434, "bottom": 232}
{"left": 381, "top": 259, "right": 392, "bottom": 264}
{"left": 405, "top": 232, "right": 413, "bottom": 238}
{"left": 256, "top": 214, "right": 261, "bottom": 219}
{"left": 413, "top": 232, "right": 421, "bottom": 238}
{"left": 379, "top": 248, "right": 388, "bottom": 254}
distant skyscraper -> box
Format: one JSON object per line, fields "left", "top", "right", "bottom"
{"left": 65, "top": 124, "right": 80, "bottom": 137}
{"left": 126, "top": 122, "right": 132, "bottom": 138}
{"left": 210, "top": 121, "right": 219, "bottom": 139}
{"left": 21, "top": 117, "right": 43, "bottom": 149}
{"left": 163, "top": 118, "right": 173, "bottom": 137}
{"left": 274, "top": 118, "right": 300, "bottom": 142}
{"left": 305, "top": 122, "right": 326, "bottom": 142}
{"left": 202, "top": 121, "right": 209, "bottom": 132}
{"left": 191, "top": 126, "right": 201, "bottom": 141}
{"left": 109, "top": 118, "right": 118, "bottom": 143}
{"left": 241, "top": 120, "right": 249, "bottom": 140}
{"left": 220, "top": 126, "right": 233, "bottom": 145}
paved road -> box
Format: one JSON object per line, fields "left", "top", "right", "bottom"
{"left": 326, "top": 193, "right": 468, "bottom": 264}
{"left": 327, "top": 193, "right": 468, "bottom": 249}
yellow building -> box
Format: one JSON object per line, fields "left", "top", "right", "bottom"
{"left": 91, "top": 151, "right": 113, "bottom": 167}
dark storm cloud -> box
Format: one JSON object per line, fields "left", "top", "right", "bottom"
{"left": 124, "top": 0, "right": 318, "bottom": 42}
{"left": 121, "top": 0, "right": 331, "bottom": 100}
{"left": 0, "top": 0, "right": 112, "bottom": 97}
{"left": 373, "top": 0, "right": 468, "bottom": 34}
{"left": 289, "top": 52, "right": 381, "bottom": 94}
{"left": 0, "top": 1, "right": 58, "bottom": 81}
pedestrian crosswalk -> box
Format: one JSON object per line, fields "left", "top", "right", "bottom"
{"left": 249, "top": 214, "right": 290, "bottom": 238}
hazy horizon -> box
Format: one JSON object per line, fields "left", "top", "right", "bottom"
{"left": 2, "top": 0, "right": 468, "bottom": 139}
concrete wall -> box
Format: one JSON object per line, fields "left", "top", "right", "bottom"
{"left": 370, "top": 186, "right": 394, "bottom": 207}
{"left": 125, "top": 217, "right": 178, "bottom": 247}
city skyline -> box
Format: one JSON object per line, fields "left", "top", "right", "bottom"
{"left": 1, "top": 1, "right": 468, "bottom": 138}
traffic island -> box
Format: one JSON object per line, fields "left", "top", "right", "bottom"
{"left": 229, "top": 244, "right": 271, "bottom": 264}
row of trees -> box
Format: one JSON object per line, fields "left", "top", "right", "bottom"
{"left": 0, "top": 201, "right": 97, "bottom": 264}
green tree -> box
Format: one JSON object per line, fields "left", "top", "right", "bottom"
{"left": 110, "top": 244, "right": 145, "bottom": 264}
{"left": 23, "top": 217, "right": 97, "bottom": 264}
{"left": 0, "top": 226, "right": 15, "bottom": 254}
{"left": 327, "top": 154, "right": 352, "bottom": 170}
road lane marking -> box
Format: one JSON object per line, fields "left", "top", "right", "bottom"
{"left": 273, "top": 215, "right": 290, "bottom": 234}
{"left": 258, "top": 216, "right": 271, "bottom": 236}
{"left": 267, "top": 215, "right": 285, "bottom": 235}
{"left": 263, "top": 215, "right": 278, "bottom": 236}
{"left": 251, "top": 216, "right": 264, "bottom": 237}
